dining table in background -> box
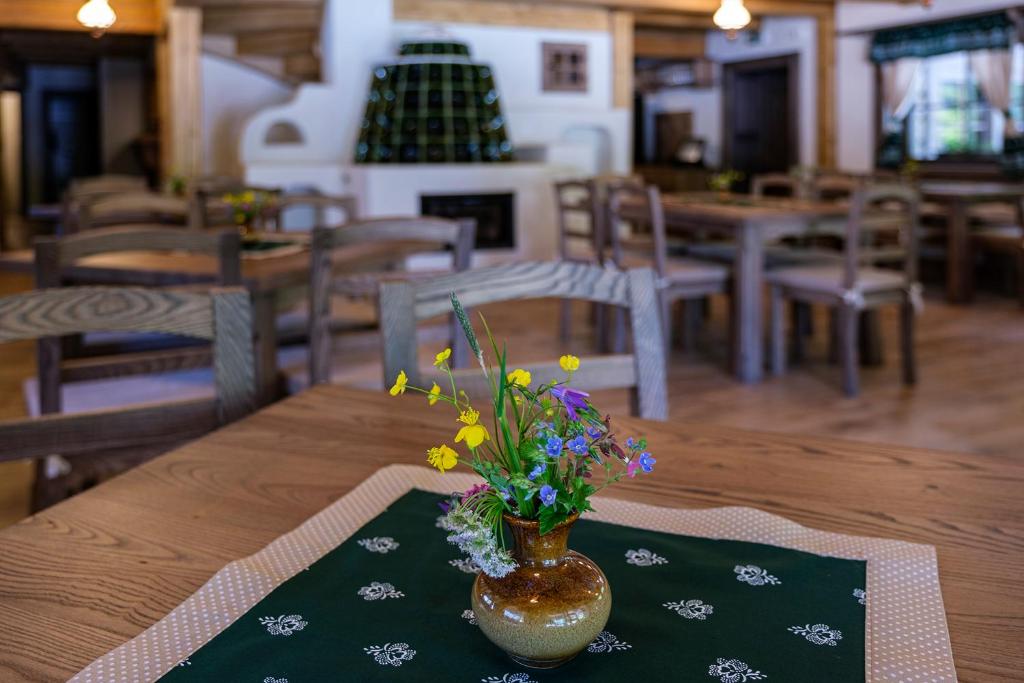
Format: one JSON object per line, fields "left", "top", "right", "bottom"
{"left": 0, "top": 235, "right": 443, "bottom": 404}
{"left": 918, "top": 180, "right": 1024, "bottom": 304}
{"left": 0, "top": 384, "right": 1019, "bottom": 681}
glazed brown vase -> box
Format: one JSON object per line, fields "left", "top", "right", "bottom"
{"left": 471, "top": 512, "right": 611, "bottom": 669}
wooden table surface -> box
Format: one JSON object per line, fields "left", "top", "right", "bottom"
{"left": 659, "top": 192, "right": 849, "bottom": 228}
{"left": 0, "top": 385, "right": 1020, "bottom": 681}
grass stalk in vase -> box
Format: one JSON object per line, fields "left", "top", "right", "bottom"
{"left": 388, "top": 293, "right": 656, "bottom": 578}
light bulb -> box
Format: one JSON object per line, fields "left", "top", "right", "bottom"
{"left": 77, "top": 0, "right": 117, "bottom": 36}
{"left": 713, "top": 0, "right": 752, "bottom": 36}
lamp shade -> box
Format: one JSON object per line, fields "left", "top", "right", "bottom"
{"left": 77, "top": 0, "right": 116, "bottom": 31}
{"left": 713, "top": 0, "right": 752, "bottom": 32}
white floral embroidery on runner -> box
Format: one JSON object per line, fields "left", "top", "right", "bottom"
{"left": 449, "top": 558, "right": 481, "bottom": 574}
{"left": 462, "top": 609, "right": 477, "bottom": 625}
{"left": 733, "top": 564, "right": 780, "bottom": 586}
{"left": 357, "top": 581, "right": 404, "bottom": 601}
{"left": 625, "top": 548, "right": 668, "bottom": 566}
{"left": 853, "top": 588, "right": 866, "bottom": 606}
{"left": 788, "top": 623, "right": 843, "bottom": 646}
{"left": 263, "top": 678, "right": 287, "bottom": 683}
{"left": 482, "top": 674, "right": 538, "bottom": 683}
{"left": 357, "top": 537, "right": 400, "bottom": 554}
{"left": 258, "top": 615, "right": 307, "bottom": 636}
{"left": 176, "top": 658, "right": 190, "bottom": 667}
{"left": 364, "top": 642, "right": 416, "bottom": 667}
{"left": 707, "top": 658, "right": 767, "bottom": 682}
{"left": 435, "top": 515, "right": 447, "bottom": 529}
{"left": 587, "top": 631, "right": 632, "bottom": 653}
{"left": 664, "top": 599, "right": 714, "bottom": 620}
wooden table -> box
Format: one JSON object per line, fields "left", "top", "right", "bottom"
{"left": 621, "top": 193, "right": 850, "bottom": 383}
{"left": 0, "top": 238, "right": 442, "bottom": 404}
{"left": 0, "top": 385, "right": 1019, "bottom": 681}
{"left": 919, "top": 181, "right": 1024, "bottom": 304}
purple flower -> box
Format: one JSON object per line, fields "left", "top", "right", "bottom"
{"left": 625, "top": 437, "right": 636, "bottom": 449}
{"left": 438, "top": 500, "right": 451, "bottom": 513}
{"left": 550, "top": 386, "right": 590, "bottom": 421}
{"left": 545, "top": 436, "right": 564, "bottom": 457}
{"left": 567, "top": 435, "right": 588, "bottom": 456}
{"left": 499, "top": 486, "right": 513, "bottom": 502}
{"left": 528, "top": 463, "right": 545, "bottom": 481}
{"left": 638, "top": 452, "right": 655, "bottom": 473}
{"left": 461, "top": 483, "right": 490, "bottom": 503}
{"left": 586, "top": 426, "right": 602, "bottom": 439}
{"left": 539, "top": 485, "right": 556, "bottom": 507}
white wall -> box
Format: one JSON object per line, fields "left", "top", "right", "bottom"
{"left": 643, "top": 16, "right": 818, "bottom": 169}
{"left": 835, "top": 0, "right": 1021, "bottom": 172}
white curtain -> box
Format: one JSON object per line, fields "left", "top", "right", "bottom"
{"left": 880, "top": 58, "right": 921, "bottom": 131}
{"left": 969, "top": 48, "right": 1018, "bottom": 137}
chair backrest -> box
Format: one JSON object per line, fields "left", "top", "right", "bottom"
{"left": 61, "top": 175, "right": 148, "bottom": 234}
{"left": 843, "top": 184, "right": 920, "bottom": 290}
{"left": 77, "top": 192, "right": 191, "bottom": 230}
{"left": 0, "top": 286, "right": 255, "bottom": 464}
{"left": 34, "top": 225, "right": 243, "bottom": 288}
{"left": 308, "top": 217, "right": 476, "bottom": 385}
{"left": 812, "top": 175, "right": 862, "bottom": 202}
{"left": 379, "top": 261, "right": 668, "bottom": 420}
{"left": 191, "top": 179, "right": 282, "bottom": 230}
{"left": 554, "top": 179, "right": 603, "bottom": 261}
{"left": 752, "top": 174, "right": 805, "bottom": 199}
{"left": 606, "top": 181, "right": 669, "bottom": 277}
{"left": 266, "top": 193, "right": 358, "bottom": 231}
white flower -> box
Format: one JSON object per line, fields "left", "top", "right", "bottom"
{"left": 853, "top": 588, "right": 866, "bottom": 606}
{"left": 357, "top": 537, "right": 400, "bottom": 554}
{"left": 462, "top": 609, "right": 477, "bottom": 625}
{"left": 587, "top": 631, "right": 632, "bottom": 653}
{"left": 625, "top": 548, "right": 668, "bottom": 567}
{"left": 482, "top": 674, "right": 538, "bottom": 683}
{"left": 664, "top": 599, "right": 714, "bottom": 620}
{"left": 258, "top": 614, "right": 307, "bottom": 636}
{"left": 734, "top": 564, "right": 780, "bottom": 586}
{"left": 449, "top": 558, "right": 481, "bottom": 574}
{"left": 440, "top": 505, "right": 517, "bottom": 578}
{"left": 358, "top": 581, "right": 404, "bottom": 601}
{"left": 788, "top": 623, "right": 843, "bottom": 647}
{"left": 364, "top": 642, "right": 416, "bottom": 667}
{"left": 435, "top": 515, "right": 447, "bottom": 529}
{"left": 707, "top": 658, "right": 767, "bottom": 682}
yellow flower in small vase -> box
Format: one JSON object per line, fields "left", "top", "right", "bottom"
{"left": 559, "top": 355, "right": 580, "bottom": 374}
{"left": 428, "top": 383, "right": 442, "bottom": 406}
{"left": 434, "top": 348, "right": 452, "bottom": 367}
{"left": 506, "top": 368, "right": 532, "bottom": 388}
{"left": 427, "top": 444, "right": 459, "bottom": 473}
{"left": 389, "top": 370, "right": 408, "bottom": 396}
{"left": 455, "top": 408, "right": 490, "bottom": 449}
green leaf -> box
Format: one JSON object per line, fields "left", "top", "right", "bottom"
{"left": 538, "top": 505, "right": 564, "bottom": 535}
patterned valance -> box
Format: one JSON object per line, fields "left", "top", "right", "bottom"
{"left": 870, "top": 12, "right": 1014, "bottom": 63}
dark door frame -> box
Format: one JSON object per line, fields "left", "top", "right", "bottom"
{"left": 721, "top": 53, "right": 801, "bottom": 171}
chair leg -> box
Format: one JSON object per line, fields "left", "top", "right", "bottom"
{"left": 791, "top": 302, "right": 807, "bottom": 363}
{"left": 900, "top": 298, "right": 917, "bottom": 386}
{"left": 827, "top": 309, "right": 838, "bottom": 364}
{"left": 559, "top": 299, "right": 572, "bottom": 345}
{"left": 658, "top": 291, "right": 672, "bottom": 351}
{"left": 612, "top": 306, "right": 627, "bottom": 354}
{"left": 859, "top": 310, "right": 884, "bottom": 367}
{"left": 770, "top": 286, "right": 786, "bottom": 377}
{"left": 838, "top": 304, "right": 860, "bottom": 397}
{"left": 1017, "top": 249, "right": 1024, "bottom": 308}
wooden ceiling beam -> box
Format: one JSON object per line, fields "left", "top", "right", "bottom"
{"left": 0, "top": 0, "right": 161, "bottom": 34}
{"left": 634, "top": 11, "right": 761, "bottom": 31}
{"left": 470, "top": 0, "right": 834, "bottom": 18}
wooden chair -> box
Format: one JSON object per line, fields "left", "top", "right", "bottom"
{"left": 969, "top": 197, "right": 1024, "bottom": 306}
{"left": 191, "top": 177, "right": 282, "bottom": 230}
{"left": 60, "top": 175, "right": 148, "bottom": 234}
{"left": 264, "top": 193, "right": 358, "bottom": 231}
{"left": 34, "top": 226, "right": 243, "bottom": 407}
{"left": 0, "top": 286, "right": 255, "bottom": 510}
{"left": 752, "top": 174, "right": 807, "bottom": 199}
{"left": 606, "top": 182, "right": 729, "bottom": 351}
{"left": 554, "top": 179, "right": 605, "bottom": 343}
{"left": 77, "top": 192, "right": 191, "bottom": 230}
{"left": 767, "top": 184, "right": 920, "bottom": 397}
{"left": 379, "top": 261, "right": 668, "bottom": 420}
{"left": 810, "top": 175, "right": 861, "bottom": 203}
{"left": 308, "top": 217, "right": 475, "bottom": 385}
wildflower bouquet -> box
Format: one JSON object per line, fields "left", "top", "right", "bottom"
{"left": 390, "top": 295, "right": 655, "bottom": 578}
{"left": 222, "top": 190, "right": 275, "bottom": 234}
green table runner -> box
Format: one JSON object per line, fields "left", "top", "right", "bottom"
{"left": 159, "top": 489, "right": 865, "bottom": 682}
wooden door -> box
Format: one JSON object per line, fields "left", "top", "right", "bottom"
{"left": 722, "top": 55, "right": 799, "bottom": 187}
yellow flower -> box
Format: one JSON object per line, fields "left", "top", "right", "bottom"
{"left": 389, "top": 370, "right": 408, "bottom": 396}
{"left": 428, "top": 383, "right": 441, "bottom": 406}
{"left": 506, "top": 368, "right": 532, "bottom": 388}
{"left": 455, "top": 408, "right": 490, "bottom": 449}
{"left": 426, "top": 444, "right": 459, "bottom": 473}
{"left": 434, "top": 348, "right": 452, "bottom": 367}
{"left": 559, "top": 355, "right": 580, "bottom": 373}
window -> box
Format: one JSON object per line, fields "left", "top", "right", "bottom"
{"left": 905, "top": 45, "right": 1024, "bottom": 161}
{"left": 542, "top": 43, "right": 588, "bottom": 93}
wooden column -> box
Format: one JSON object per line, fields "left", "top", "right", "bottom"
{"left": 157, "top": 4, "right": 202, "bottom": 180}
{"left": 816, "top": 9, "right": 835, "bottom": 169}
{"left": 611, "top": 10, "right": 634, "bottom": 110}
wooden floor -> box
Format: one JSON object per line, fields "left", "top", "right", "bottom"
{"left": 1, "top": 271, "right": 1022, "bottom": 528}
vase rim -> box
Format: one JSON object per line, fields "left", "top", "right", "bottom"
{"left": 502, "top": 510, "right": 580, "bottom": 531}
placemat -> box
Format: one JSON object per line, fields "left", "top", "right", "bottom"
{"left": 71, "top": 466, "right": 956, "bottom": 682}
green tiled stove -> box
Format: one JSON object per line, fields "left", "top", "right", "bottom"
{"left": 355, "top": 39, "right": 514, "bottom": 164}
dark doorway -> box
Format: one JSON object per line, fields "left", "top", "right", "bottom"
{"left": 722, "top": 55, "right": 799, "bottom": 188}
{"left": 43, "top": 91, "right": 100, "bottom": 203}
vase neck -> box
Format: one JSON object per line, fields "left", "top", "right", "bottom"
{"left": 504, "top": 513, "right": 578, "bottom": 567}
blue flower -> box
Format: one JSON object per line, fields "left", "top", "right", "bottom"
{"left": 539, "top": 485, "right": 556, "bottom": 507}
{"left": 639, "top": 452, "right": 656, "bottom": 473}
{"left": 499, "top": 486, "right": 513, "bottom": 501}
{"left": 545, "top": 436, "right": 564, "bottom": 457}
{"left": 567, "top": 435, "right": 588, "bottom": 456}
{"left": 625, "top": 437, "right": 636, "bottom": 449}
{"left": 586, "top": 426, "right": 602, "bottom": 439}
{"left": 528, "top": 463, "right": 545, "bottom": 481}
